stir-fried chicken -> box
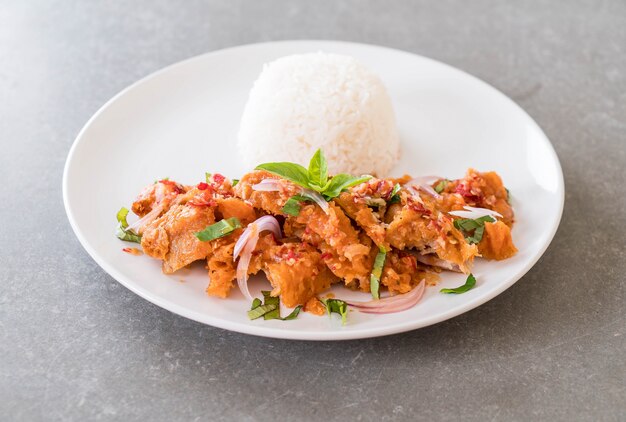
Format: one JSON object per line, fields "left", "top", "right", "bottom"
{"left": 122, "top": 166, "right": 517, "bottom": 310}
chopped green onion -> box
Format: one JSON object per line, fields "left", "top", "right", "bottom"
{"left": 453, "top": 216, "right": 495, "bottom": 244}
{"left": 434, "top": 180, "right": 449, "bottom": 194}
{"left": 194, "top": 217, "right": 241, "bottom": 242}
{"left": 324, "top": 298, "right": 349, "bottom": 324}
{"left": 370, "top": 246, "right": 387, "bottom": 299}
{"left": 115, "top": 207, "right": 142, "bottom": 243}
{"left": 440, "top": 273, "right": 477, "bottom": 294}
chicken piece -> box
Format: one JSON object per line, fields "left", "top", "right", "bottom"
{"left": 234, "top": 170, "right": 302, "bottom": 215}
{"left": 385, "top": 191, "right": 478, "bottom": 273}
{"left": 141, "top": 203, "right": 215, "bottom": 273}
{"left": 205, "top": 198, "right": 258, "bottom": 297}
{"left": 442, "top": 169, "right": 514, "bottom": 226}
{"left": 261, "top": 241, "right": 338, "bottom": 308}
{"left": 131, "top": 179, "right": 187, "bottom": 217}
{"left": 478, "top": 221, "right": 517, "bottom": 260}
{"left": 284, "top": 202, "right": 373, "bottom": 288}
{"left": 334, "top": 177, "right": 396, "bottom": 249}
{"left": 381, "top": 250, "right": 440, "bottom": 295}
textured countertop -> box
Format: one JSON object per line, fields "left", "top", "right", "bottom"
{"left": 1, "top": 1, "right": 624, "bottom": 421}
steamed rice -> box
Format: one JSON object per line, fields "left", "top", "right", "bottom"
{"left": 237, "top": 52, "right": 400, "bottom": 176}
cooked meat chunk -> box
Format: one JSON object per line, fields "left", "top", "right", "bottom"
{"left": 142, "top": 203, "right": 215, "bottom": 273}
{"left": 284, "top": 202, "right": 373, "bottom": 288}
{"left": 234, "top": 170, "right": 302, "bottom": 215}
{"left": 334, "top": 177, "right": 396, "bottom": 249}
{"left": 132, "top": 179, "right": 187, "bottom": 217}
{"left": 442, "top": 169, "right": 514, "bottom": 226}
{"left": 478, "top": 221, "right": 517, "bottom": 260}
{"left": 261, "top": 241, "right": 338, "bottom": 308}
{"left": 385, "top": 191, "right": 477, "bottom": 273}
{"left": 381, "top": 250, "right": 439, "bottom": 295}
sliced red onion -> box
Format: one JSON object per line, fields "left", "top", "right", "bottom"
{"left": 236, "top": 227, "right": 259, "bottom": 302}
{"left": 252, "top": 179, "right": 329, "bottom": 215}
{"left": 126, "top": 203, "right": 165, "bottom": 234}
{"left": 448, "top": 205, "right": 503, "bottom": 220}
{"left": 300, "top": 188, "right": 330, "bottom": 215}
{"left": 233, "top": 215, "right": 282, "bottom": 260}
{"left": 343, "top": 279, "right": 426, "bottom": 314}
{"left": 233, "top": 215, "right": 283, "bottom": 301}
{"left": 414, "top": 254, "right": 461, "bottom": 272}
{"left": 408, "top": 176, "right": 442, "bottom": 199}
{"left": 251, "top": 179, "right": 282, "bottom": 192}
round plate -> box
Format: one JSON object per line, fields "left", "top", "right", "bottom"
{"left": 63, "top": 41, "right": 563, "bottom": 340}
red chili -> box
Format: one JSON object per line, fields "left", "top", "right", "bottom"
{"left": 407, "top": 198, "right": 431, "bottom": 215}
{"left": 454, "top": 183, "right": 481, "bottom": 202}
{"left": 197, "top": 182, "right": 209, "bottom": 190}
{"left": 320, "top": 252, "right": 333, "bottom": 260}
{"left": 213, "top": 173, "right": 225, "bottom": 184}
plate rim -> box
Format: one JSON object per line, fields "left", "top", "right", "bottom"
{"left": 63, "top": 40, "right": 565, "bottom": 340}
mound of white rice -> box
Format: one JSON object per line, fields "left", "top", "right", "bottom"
{"left": 237, "top": 52, "right": 400, "bottom": 176}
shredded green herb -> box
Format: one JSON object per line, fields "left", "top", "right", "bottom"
{"left": 324, "top": 298, "right": 349, "bottom": 324}
{"left": 247, "top": 291, "right": 302, "bottom": 321}
{"left": 247, "top": 304, "right": 278, "bottom": 320}
{"left": 250, "top": 298, "right": 262, "bottom": 310}
{"left": 370, "top": 246, "right": 387, "bottom": 299}
{"left": 453, "top": 215, "right": 495, "bottom": 244}
{"left": 232, "top": 178, "right": 240, "bottom": 187}
{"left": 115, "top": 207, "right": 142, "bottom": 243}
{"left": 194, "top": 217, "right": 241, "bottom": 242}
{"left": 440, "top": 273, "right": 477, "bottom": 294}
{"left": 256, "top": 149, "right": 372, "bottom": 200}
{"left": 205, "top": 172, "right": 211, "bottom": 183}
{"left": 282, "top": 196, "right": 304, "bottom": 216}
{"left": 434, "top": 179, "right": 449, "bottom": 194}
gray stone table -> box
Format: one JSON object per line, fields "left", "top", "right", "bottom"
{"left": 1, "top": 1, "right": 624, "bottom": 421}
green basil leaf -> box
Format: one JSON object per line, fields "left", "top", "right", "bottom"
{"left": 281, "top": 306, "right": 303, "bottom": 320}
{"left": 261, "top": 291, "right": 281, "bottom": 320}
{"left": 282, "top": 197, "right": 302, "bottom": 216}
{"left": 247, "top": 304, "right": 278, "bottom": 320}
{"left": 205, "top": 172, "right": 211, "bottom": 183}
{"left": 440, "top": 273, "right": 477, "bottom": 294}
{"left": 194, "top": 217, "right": 241, "bottom": 242}
{"left": 250, "top": 298, "right": 262, "bottom": 310}
{"left": 434, "top": 180, "right": 449, "bottom": 194}
{"left": 453, "top": 216, "right": 495, "bottom": 244}
{"left": 255, "top": 162, "right": 311, "bottom": 189}
{"left": 324, "top": 298, "right": 349, "bottom": 324}
{"left": 370, "top": 246, "right": 387, "bottom": 299}
{"left": 115, "top": 207, "right": 142, "bottom": 243}
{"left": 307, "top": 149, "right": 328, "bottom": 191}
{"left": 232, "top": 178, "right": 239, "bottom": 187}
{"left": 322, "top": 174, "right": 372, "bottom": 199}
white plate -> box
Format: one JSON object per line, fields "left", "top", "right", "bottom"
{"left": 63, "top": 41, "right": 564, "bottom": 340}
